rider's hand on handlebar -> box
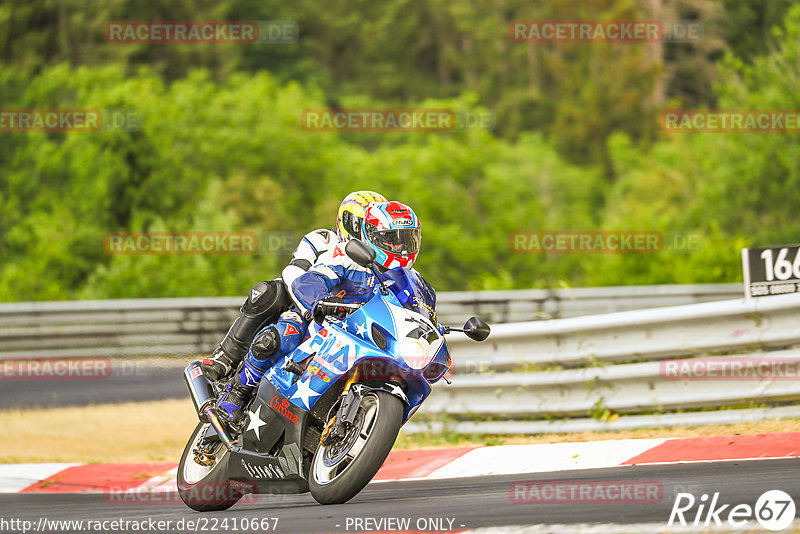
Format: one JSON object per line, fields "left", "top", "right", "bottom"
{"left": 313, "top": 296, "right": 353, "bottom": 323}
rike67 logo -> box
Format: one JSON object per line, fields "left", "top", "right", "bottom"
{"left": 669, "top": 490, "right": 795, "bottom": 531}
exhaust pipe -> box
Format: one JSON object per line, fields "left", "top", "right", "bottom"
{"left": 183, "top": 360, "right": 234, "bottom": 450}
{"left": 183, "top": 360, "right": 215, "bottom": 413}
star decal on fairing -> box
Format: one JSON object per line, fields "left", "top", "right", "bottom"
{"left": 265, "top": 364, "right": 277, "bottom": 381}
{"left": 354, "top": 321, "right": 367, "bottom": 337}
{"left": 388, "top": 383, "right": 409, "bottom": 403}
{"left": 246, "top": 405, "right": 268, "bottom": 439}
{"left": 291, "top": 375, "right": 322, "bottom": 409}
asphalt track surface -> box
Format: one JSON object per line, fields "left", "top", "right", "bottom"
{"left": 3, "top": 459, "right": 800, "bottom": 533}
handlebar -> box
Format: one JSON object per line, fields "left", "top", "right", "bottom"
{"left": 334, "top": 302, "right": 362, "bottom": 310}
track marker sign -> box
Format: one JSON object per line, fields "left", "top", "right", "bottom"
{"left": 742, "top": 245, "right": 800, "bottom": 298}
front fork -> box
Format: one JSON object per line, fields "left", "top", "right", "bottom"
{"left": 320, "top": 368, "right": 363, "bottom": 445}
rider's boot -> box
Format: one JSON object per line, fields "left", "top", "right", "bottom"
{"left": 215, "top": 360, "right": 264, "bottom": 425}
{"left": 201, "top": 347, "right": 238, "bottom": 382}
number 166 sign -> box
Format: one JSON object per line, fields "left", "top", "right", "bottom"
{"left": 742, "top": 245, "right": 800, "bottom": 297}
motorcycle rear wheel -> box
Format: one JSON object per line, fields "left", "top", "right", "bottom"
{"left": 309, "top": 390, "right": 403, "bottom": 504}
{"left": 177, "top": 422, "right": 244, "bottom": 511}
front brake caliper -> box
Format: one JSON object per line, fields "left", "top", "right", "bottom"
{"left": 329, "top": 386, "right": 363, "bottom": 441}
{"left": 320, "top": 416, "right": 337, "bottom": 446}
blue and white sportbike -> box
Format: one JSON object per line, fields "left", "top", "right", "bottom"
{"left": 178, "top": 239, "right": 490, "bottom": 509}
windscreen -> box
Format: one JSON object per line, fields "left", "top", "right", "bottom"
{"left": 378, "top": 267, "right": 437, "bottom": 323}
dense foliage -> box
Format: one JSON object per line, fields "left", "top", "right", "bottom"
{"left": 0, "top": 1, "right": 798, "bottom": 300}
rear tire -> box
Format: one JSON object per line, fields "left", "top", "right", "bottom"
{"left": 177, "top": 422, "right": 244, "bottom": 512}
{"left": 309, "top": 391, "right": 403, "bottom": 504}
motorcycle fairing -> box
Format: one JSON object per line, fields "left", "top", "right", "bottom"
{"left": 231, "top": 380, "right": 312, "bottom": 493}
{"left": 265, "top": 273, "right": 446, "bottom": 420}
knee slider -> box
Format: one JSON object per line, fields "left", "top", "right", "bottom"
{"left": 251, "top": 327, "right": 281, "bottom": 360}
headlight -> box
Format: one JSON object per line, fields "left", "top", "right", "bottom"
{"left": 401, "top": 339, "right": 428, "bottom": 369}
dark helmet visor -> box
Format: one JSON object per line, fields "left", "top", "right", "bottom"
{"left": 365, "top": 226, "right": 421, "bottom": 255}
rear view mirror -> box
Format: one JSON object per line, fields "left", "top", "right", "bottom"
{"left": 345, "top": 239, "right": 377, "bottom": 268}
{"left": 463, "top": 316, "right": 490, "bottom": 342}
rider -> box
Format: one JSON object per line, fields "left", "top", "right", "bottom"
{"left": 215, "top": 200, "right": 422, "bottom": 424}
{"left": 201, "top": 191, "right": 387, "bottom": 382}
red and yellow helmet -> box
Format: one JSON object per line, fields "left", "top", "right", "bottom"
{"left": 336, "top": 191, "right": 388, "bottom": 240}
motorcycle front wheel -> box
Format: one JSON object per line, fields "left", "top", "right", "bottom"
{"left": 309, "top": 390, "right": 403, "bottom": 504}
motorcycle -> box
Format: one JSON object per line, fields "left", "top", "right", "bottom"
{"left": 177, "top": 239, "right": 490, "bottom": 510}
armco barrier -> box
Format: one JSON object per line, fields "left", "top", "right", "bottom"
{"left": 0, "top": 284, "right": 740, "bottom": 360}
{"left": 413, "top": 292, "right": 800, "bottom": 433}
{"left": 445, "top": 289, "right": 800, "bottom": 370}
{"left": 6, "top": 283, "right": 797, "bottom": 433}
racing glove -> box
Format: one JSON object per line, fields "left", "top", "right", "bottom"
{"left": 313, "top": 296, "right": 353, "bottom": 323}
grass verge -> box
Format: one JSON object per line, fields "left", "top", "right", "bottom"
{"left": 0, "top": 399, "right": 198, "bottom": 464}
{"left": 2, "top": 400, "right": 798, "bottom": 463}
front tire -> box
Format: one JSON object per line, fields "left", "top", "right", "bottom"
{"left": 309, "top": 390, "right": 403, "bottom": 505}
{"left": 177, "top": 422, "right": 243, "bottom": 512}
